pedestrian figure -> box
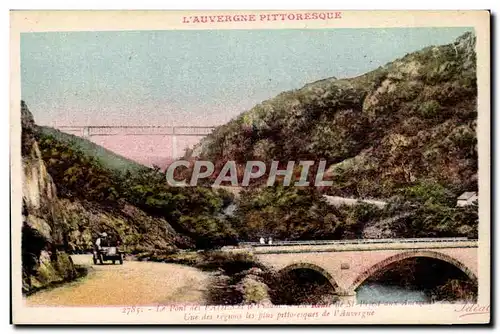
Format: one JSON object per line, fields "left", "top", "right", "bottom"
{"left": 259, "top": 237, "right": 265, "bottom": 245}
{"left": 268, "top": 237, "right": 273, "bottom": 245}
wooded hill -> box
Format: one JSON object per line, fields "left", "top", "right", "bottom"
{"left": 195, "top": 32, "right": 478, "bottom": 200}
{"left": 190, "top": 31, "right": 479, "bottom": 240}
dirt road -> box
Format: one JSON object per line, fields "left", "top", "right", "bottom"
{"left": 25, "top": 255, "right": 210, "bottom": 307}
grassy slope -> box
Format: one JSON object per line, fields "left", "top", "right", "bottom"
{"left": 38, "top": 126, "right": 148, "bottom": 173}
{"left": 35, "top": 122, "right": 237, "bottom": 251}
{"left": 34, "top": 125, "right": 195, "bottom": 253}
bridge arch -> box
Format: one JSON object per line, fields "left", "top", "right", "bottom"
{"left": 278, "top": 262, "right": 339, "bottom": 292}
{"left": 348, "top": 250, "right": 478, "bottom": 293}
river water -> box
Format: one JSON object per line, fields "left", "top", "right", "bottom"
{"left": 356, "top": 283, "right": 431, "bottom": 304}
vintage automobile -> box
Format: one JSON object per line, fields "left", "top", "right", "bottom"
{"left": 93, "top": 238, "right": 124, "bottom": 265}
{"left": 93, "top": 245, "right": 124, "bottom": 265}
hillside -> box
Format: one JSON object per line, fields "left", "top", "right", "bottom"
{"left": 29, "top": 106, "right": 238, "bottom": 252}
{"left": 195, "top": 32, "right": 478, "bottom": 200}
{"left": 38, "top": 126, "right": 148, "bottom": 174}
{"left": 188, "top": 32, "right": 479, "bottom": 241}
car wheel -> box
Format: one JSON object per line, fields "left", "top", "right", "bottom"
{"left": 112, "top": 260, "right": 116, "bottom": 264}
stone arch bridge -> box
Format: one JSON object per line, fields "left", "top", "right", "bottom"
{"left": 226, "top": 238, "right": 478, "bottom": 303}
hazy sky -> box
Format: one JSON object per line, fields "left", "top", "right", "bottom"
{"left": 21, "top": 27, "right": 473, "bottom": 128}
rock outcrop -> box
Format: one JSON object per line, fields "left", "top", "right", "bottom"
{"left": 59, "top": 198, "right": 192, "bottom": 254}
{"left": 235, "top": 267, "right": 272, "bottom": 305}
{"left": 21, "top": 101, "right": 77, "bottom": 293}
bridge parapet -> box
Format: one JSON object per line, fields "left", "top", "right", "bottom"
{"left": 225, "top": 238, "right": 478, "bottom": 255}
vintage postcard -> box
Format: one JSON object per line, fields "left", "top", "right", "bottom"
{"left": 10, "top": 10, "right": 490, "bottom": 325}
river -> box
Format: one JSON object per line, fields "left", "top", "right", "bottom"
{"left": 356, "top": 283, "right": 431, "bottom": 304}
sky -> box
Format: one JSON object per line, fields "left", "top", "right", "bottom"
{"left": 20, "top": 27, "right": 473, "bottom": 164}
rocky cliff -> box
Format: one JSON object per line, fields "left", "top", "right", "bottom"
{"left": 59, "top": 198, "right": 191, "bottom": 254}
{"left": 21, "top": 101, "right": 77, "bottom": 293}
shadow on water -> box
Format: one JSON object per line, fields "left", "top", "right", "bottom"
{"left": 355, "top": 257, "right": 478, "bottom": 304}
{"left": 268, "top": 268, "right": 338, "bottom": 305}
{"left": 357, "top": 283, "right": 431, "bottom": 304}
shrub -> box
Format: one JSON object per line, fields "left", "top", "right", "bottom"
{"left": 418, "top": 100, "right": 442, "bottom": 119}
{"left": 196, "top": 251, "right": 262, "bottom": 275}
